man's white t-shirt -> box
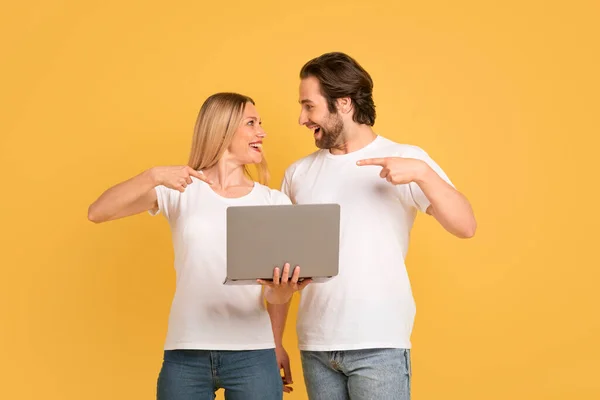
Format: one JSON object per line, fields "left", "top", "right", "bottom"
{"left": 151, "top": 177, "right": 291, "bottom": 350}
{"left": 282, "top": 135, "right": 454, "bottom": 351}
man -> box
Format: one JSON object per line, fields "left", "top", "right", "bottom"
{"left": 272, "top": 52, "right": 477, "bottom": 400}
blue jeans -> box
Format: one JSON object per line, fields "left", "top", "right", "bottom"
{"left": 157, "top": 349, "right": 283, "bottom": 400}
{"left": 301, "top": 348, "right": 411, "bottom": 400}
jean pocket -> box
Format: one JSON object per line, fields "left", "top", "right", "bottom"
{"left": 403, "top": 349, "right": 412, "bottom": 377}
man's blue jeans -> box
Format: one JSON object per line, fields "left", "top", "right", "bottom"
{"left": 301, "top": 348, "right": 411, "bottom": 400}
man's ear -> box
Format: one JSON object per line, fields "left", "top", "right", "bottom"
{"left": 336, "top": 97, "right": 353, "bottom": 114}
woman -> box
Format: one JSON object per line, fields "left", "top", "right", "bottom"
{"left": 88, "top": 92, "right": 310, "bottom": 399}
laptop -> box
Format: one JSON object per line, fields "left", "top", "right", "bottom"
{"left": 224, "top": 203, "right": 340, "bottom": 285}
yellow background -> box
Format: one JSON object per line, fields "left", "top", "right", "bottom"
{"left": 1, "top": 1, "right": 598, "bottom": 399}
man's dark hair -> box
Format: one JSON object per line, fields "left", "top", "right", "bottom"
{"left": 300, "top": 52, "right": 376, "bottom": 126}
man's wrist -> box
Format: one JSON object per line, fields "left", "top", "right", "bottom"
{"left": 146, "top": 167, "right": 161, "bottom": 187}
{"left": 413, "top": 160, "right": 433, "bottom": 185}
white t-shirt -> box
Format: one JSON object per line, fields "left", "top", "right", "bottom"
{"left": 151, "top": 177, "right": 291, "bottom": 350}
{"left": 282, "top": 135, "right": 454, "bottom": 351}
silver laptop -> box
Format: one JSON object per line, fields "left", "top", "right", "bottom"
{"left": 224, "top": 203, "right": 340, "bottom": 285}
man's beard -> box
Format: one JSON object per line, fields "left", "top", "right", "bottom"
{"left": 315, "top": 112, "right": 345, "bottom": 150}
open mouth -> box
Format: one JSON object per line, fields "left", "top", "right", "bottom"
{"left": 309, "top": 125, "right": 322, "bottom": 137}
{"left": 249, "top": 142, "right": 263, "bottom": 152}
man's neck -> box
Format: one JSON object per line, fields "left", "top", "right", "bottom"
{"left": 329, "top": 124, "right": 377, "bottom": 155}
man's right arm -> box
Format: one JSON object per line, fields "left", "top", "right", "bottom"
{"left": 267, "top": 301, "right": 294, "bottom": 392}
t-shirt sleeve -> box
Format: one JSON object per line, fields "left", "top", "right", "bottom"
{"left": 405, "top": 147, "right": 454, "bottom": 213}
{"left": 280, "top": 167, "right": 295, "bottom": 203}
{"left": 148, "top": 185, "right": 180, "bottom": 221}
{"left": 271, "top": 189, "right": 293, "bottom": 206}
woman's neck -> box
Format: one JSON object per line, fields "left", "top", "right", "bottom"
{"left": 202, "top": 159, "right": 253, "bottom": 190}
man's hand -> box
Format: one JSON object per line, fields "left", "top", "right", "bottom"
{"left": 275, "top": 346, "right": 294, "bottom": 393}
{"left": 356, "top": 157, "right": 427, "bottom": 185}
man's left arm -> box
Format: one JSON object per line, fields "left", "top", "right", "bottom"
{"left": 357, "top": 155, "right": 477, "bottom": 239}
{"left": 415, "top": 163, "right": 477, "bottom": 238}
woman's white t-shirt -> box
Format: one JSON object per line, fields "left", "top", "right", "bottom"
{"left": 150, "top": 177, "right": 291, "bottom": 350}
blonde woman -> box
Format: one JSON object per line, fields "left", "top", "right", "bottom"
{"left": 88, "top": 93, "right": 310, "bottom": 400}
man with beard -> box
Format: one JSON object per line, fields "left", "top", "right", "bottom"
{"left": 272, "top": 52, "right": 477, "bottom": 400}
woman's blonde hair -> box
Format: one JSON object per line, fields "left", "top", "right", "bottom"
{"left": 188, "top": 92, "right": 269, "bottom": 185}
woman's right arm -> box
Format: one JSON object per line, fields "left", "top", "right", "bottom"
{"left": 87, "top": 166, "right": 210, "bottom": 223}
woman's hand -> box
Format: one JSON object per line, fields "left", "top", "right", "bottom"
{"left": 258, "top": 263, "right": 312, "bottom": 304}
{"left": 151, "top": 166, "right": 213, "bottom": 192}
